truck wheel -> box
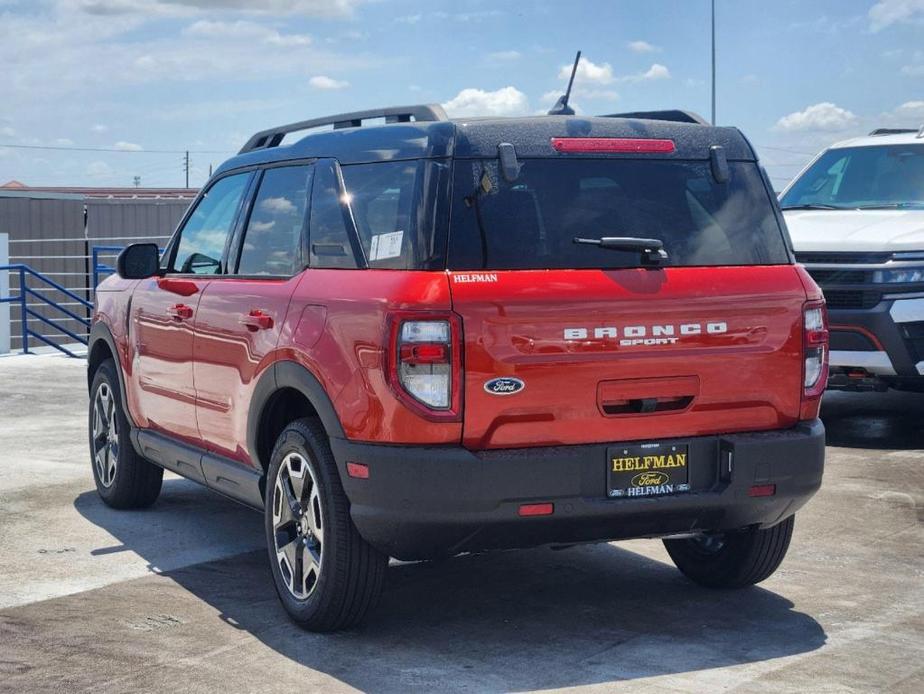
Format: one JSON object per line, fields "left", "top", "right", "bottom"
{"left": 663, "top": 515, "right": 795, "bottom": 588}
{"left": 265, "top": 418, "right": 387, "bottom": 632}
{"left": 88, "top": 359, "right": 163, "bottom": 509}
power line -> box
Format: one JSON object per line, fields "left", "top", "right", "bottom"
{"left": 0, "top": 142, "right": 234, "bottom": 155}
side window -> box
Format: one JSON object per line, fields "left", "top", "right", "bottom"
{"left": 340, "top": 161, "right": 421, "bottom": 269}
{"left": 172, "top": 173, "right": 249, "bottom": 274}
{"left": 236, "top": 165, "right": 311, "bottom": 276}
{"left": 308, "top": 160, "right": 360, "bottom": 269}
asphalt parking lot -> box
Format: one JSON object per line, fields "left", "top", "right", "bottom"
{"left": 1, "top": 355, "right": 922, "bottom": 693}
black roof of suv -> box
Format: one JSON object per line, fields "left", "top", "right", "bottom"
{"left": 215, "top": 104, "right": 757, "bottom": 175}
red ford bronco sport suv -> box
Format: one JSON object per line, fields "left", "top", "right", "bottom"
{"left": 88, "top": 105, "right": 827, "bottom": 631}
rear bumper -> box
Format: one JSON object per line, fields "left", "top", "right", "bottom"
{"left": 330, "top": 420, "right": 825, "bottom": 560}
{"left": 827, "top": 297, "right": 924, "bottom": 389}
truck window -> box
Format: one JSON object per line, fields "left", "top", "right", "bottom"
{"left": 340, "top": 161, "right": 448, "bottom": 270}
{"left": 781, "top": 144, "right": 924, "bottom": 209}
{"left": 171, "top": 173, "right": 250, "bottom": 274}
{"left": 237, "top": 165, "right": 311, "bottom": 276}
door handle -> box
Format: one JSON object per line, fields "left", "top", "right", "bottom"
{"left": 166, "top": 303, "right": 193, "bottom": 321}
{"left": 240, "top": 309, "right": 274, "bottom": 331}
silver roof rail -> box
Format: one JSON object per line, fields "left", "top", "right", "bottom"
{"left": 868, "top": 128, "right": 918, "bottom": 136}
{"left": 239, "top": 104, "right": 449, "bottom": 154}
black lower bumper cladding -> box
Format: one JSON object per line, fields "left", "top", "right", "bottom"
{"left": 332, "top": 420, "right": 825, "bottom": 561}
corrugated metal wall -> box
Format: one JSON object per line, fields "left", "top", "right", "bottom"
{"left": 0, "top": 193, "right": 191, "bottom": 351}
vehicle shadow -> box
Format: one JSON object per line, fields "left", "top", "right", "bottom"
{"left": 821, "top": 389, "right": 924, "bottom": 450}
{"left": 74, "top": 483, "right": 826, "bottom": 692}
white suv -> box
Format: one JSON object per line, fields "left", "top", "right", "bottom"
{"left": 781, "top": 127, "right": 924, "bottom": 392}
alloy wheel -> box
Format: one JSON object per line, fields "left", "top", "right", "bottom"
{"left": 272, "top": 452, "right": 324, "bottom": 600}
{"left": 91, "top": 382, "right": 119, "bottom": 488}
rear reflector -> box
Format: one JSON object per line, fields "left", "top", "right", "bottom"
{"left": 346, "top": 462, "right": 369, "bottom": 479}
{"left": 518, "top": 502, "right": 554, "bottom": 517}
{"left": 748, "top": 484, "right": 776, "bottom": 498}
{"left": 551, "top": 137, "right": 676, "bottom": 154}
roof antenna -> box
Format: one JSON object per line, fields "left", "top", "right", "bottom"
{"left": 548, "top": 50, "right": 581, "bottom": 116}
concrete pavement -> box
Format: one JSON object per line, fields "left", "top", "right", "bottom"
{"left": 0, "top": 354, "right": 922, "bottom": 693}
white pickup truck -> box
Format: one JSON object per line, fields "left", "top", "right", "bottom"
{"left": 781, "top": 126, "right": 924, "bottom": 392}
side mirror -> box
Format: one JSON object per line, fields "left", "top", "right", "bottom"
{"left": 116, "top": 243, "right": 160, "bottom": 279}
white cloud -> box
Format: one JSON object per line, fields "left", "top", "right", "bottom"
{"left": 434, "top": 10, "right": 503, "bottom": 22}
{"left": 774, "top": 102, "right": 858, "bottom": 132}
{"left": 559, "top": 58, "right": 614, "bottom": 84}
{"left": 442, "top": 86, "right": 529, "bottom": 117}
{"left": 113, "top": 140, "right": 143, "bottom": 151}
{"left": 488, "top": 50, "right": 521, "bottom": 61}
{"left": 558, "top": 59, "right": 670, "bottom": 86}
{"left": 86, "top": 160, "right": 113, "bottom": 178}
{"left": 309, "top": 75, "right": 349, "bottom": 89}
{"left": 879, "top": 100, "right": 924, "bottom": 126}
{"left": 91, "top": 124, "right": 108, "bottom": 133}
{"left": 901, "top": 63, "right": 924, "bottom": 75}
{"left": 54, "top": 138, "right": 74, "bottom": 146}
{"left": 69, "top": 0, "right": 363, "bottom": 18}
{"left": 184, "top": 19, "right": 311, "bottom": 46}
{"left": 0, "top": 126, "right": 16, "bottom": 137}
{"left": 869, "top": 0, "right": 924, "bottom": 31}
{"left": 639, "top": 63, "right": 671, "bottom": 81}
{"left": 627, "top": 40, "right": 659, "bottom": 53}
{"left": 395, "top": 13, "right": 421, "bottom": 24}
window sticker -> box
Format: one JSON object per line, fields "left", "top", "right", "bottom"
{"left": 369, "top": 230, "right": 404, "bottom": 260}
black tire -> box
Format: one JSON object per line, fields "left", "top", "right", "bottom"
{"left": 264, "top": 417, "right": 387, "bottom": 632}
{"left": 663, "top": 515, "right": 795, "bottom": 589}
{"left": 88, "top": 359, "right": 163, "bottom": 509}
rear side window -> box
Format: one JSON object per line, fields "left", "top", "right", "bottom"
{"left": 448, "top": 159, "right": 789, "bottom": 270}
{"left": 237, "top": 165, "right": 311, "bottom": 276}
{"left": 171, "top": 173, "right": 249, "bottom": 274}
{"left": 308, "top": 160, "right": 360, "bottom": 269}
{"left": 341, "top": 161, "right": 445, "bottom": 270}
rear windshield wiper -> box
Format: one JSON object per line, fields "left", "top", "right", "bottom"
{"left": 780, "top": 203, "right": 844, "bottom": 210}
{"left": 573, "top": 236, "right": 668, "bottom": 266}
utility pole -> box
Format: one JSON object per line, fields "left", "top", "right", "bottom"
{"left": 184, "top": 150, "right": 190, "bottom": 188}
{"left": 711, "top": 0, "right": 716, "bottom": 125}
{"left": 133, "top": 175, "right": 141, "bottom": 188}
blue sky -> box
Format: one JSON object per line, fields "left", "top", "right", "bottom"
{"left": 0, "top": 0, "right": 922, "bottom": 189}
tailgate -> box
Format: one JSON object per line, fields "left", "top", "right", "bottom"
{"left": 450, "top": 266, "right": 808, "bottom": 449}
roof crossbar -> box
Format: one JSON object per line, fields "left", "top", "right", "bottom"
{"left": 239, "top": 104, "right": 448, "bottom": 154}
{"left": 601, "top": 110, "right": 709, "bottom": 126}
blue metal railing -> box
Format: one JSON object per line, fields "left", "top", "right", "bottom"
{"left": 1, "top": 264, "right": 94, "bottom": 358}
{"left": 91, "top": 245, "right": 125, "bottom": 291}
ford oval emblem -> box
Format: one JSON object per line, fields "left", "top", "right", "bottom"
{"left": 632, "top": 471, "right": 670, "bottom": 487}
{"left": 484, "top": 377, "right": 525, "bottom": 396}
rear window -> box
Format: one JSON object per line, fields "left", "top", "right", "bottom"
{"left": 448, "top": 159, "right": 790, "bottom": 270}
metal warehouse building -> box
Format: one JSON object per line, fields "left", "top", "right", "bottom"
{"left": 0, "top": 182, "right": 196, "bottom": 353}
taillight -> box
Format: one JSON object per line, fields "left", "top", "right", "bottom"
{"left": 802, "top": 301, "right": 829, "bottom": 402}
{"left": 388, "top": 314, "right": 462, "bottom": 421}
{"left": 550, "top": 137, "right": 676, "bottom": 154}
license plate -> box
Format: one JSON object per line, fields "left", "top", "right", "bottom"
{"left": 607, "top": 442, "right": 690, "bottom": 498}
